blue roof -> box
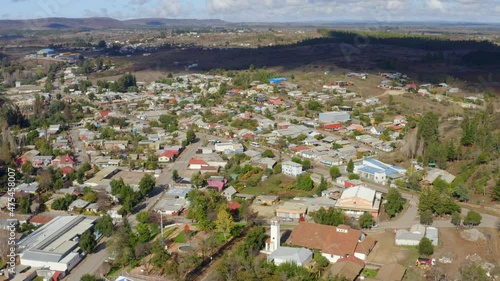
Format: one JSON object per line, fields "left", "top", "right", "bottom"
{"left": 269, "top": 77, "right": 288, "bottom": 84}
{"left": 358, "top": 166, "right": 384, "bottom": 174}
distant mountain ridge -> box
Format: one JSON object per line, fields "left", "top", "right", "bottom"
{"left": 0, "top": 17, "right": 228, "bottom": 30}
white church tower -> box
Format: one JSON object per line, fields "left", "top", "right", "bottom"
{"left": 265, "top": 220, "right": 281, "bottom": 253}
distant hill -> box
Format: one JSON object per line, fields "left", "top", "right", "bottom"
{"left": 0, "top": 17, "right": 228, "bottom": 30}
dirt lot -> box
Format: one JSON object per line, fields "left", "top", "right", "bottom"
{"left": 365, "top": 227, "right": 500, "bottom": 281}
{"left": 434, "top": 227, "right": 500, "bottom": 280}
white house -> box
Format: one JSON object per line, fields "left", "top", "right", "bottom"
{"left": 282, "top": 161, "right": 303, "bottom": 177}
{"left": 353, "top": 158, "right": 406, "bottom": 185}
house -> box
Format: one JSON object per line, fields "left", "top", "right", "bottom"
{"left": 353, "top": 158, "right": 406, "bottom": 185}
{"left": 256, "top": 195, "right": 279, "bottom": 205}
{"left": 323, "top": 123, "right": 344, "bottom": 131}
{"left": 268, "top": 247, "right": 313, "bottom": 266}
{"left": 68, "top": 199, "right": 89, "bottom": 212}
{"left": 16, "top": 182, "right": 40, "bottom": 194}
{"left": 282, "top": 161, "right": 303, "bottom": 177}
{"left": 28, "top": 215, "right": 54, "bottom": 226}
{"left": 254, "top": 158, "right": 277, "bottom": 170}
{"left": 329, "top": 257, "right": 364, "bottom": 281}
{"left": 222, "top": 186, "right": 237, "bottom": 201}
{"left": 31, "top": 155, "right": 54, "bottom": 167}
{"left": 288, "top": 223, "right": 376, "bottom": 263}
{"left": 85, "top": 203, "right": 99, "bottom": 213}
{"left": 264, "top": 220, "right": 314, "bottom": 266}
{"left": 52, "top": 154, "right": 76, "bottom": 169}
{"left": 207, "top": 176, "right": 227, "bottom": 192}
{"left": 158, "top": 150, "right": 178, "bottom": 163}
{"left": 423, "top": 168, "right": 456, "bottom": 184}
{"left": 393, "top": 115, "right": 407, "bottom": 125}
{"left": 16, "top": 150, "right": 40, "bottom": 166}
{"left": 276, "top": 200, "right": 308, "bottom": 219}
{"left": 154, "top": 198, "right": 187, "bottom": 216}
{"left": 318, "top": 112, "right": 350, "bottom": 123}
{"left": 395, "top": 224, "right": 426, "bottom": 246}
{"left": 370, "top": 126, "right": 385, "bottom": 136}
{"left": 336, "top": 186, "right": 382, "bottom": 218}
{"left": 214, "top": 142, "right": 244, "bottom": 154}
{"left": 188, "top": 158, "right": 211, "bottom": 170}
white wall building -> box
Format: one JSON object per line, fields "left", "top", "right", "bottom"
{"left": 282, "top": 161, "right": 303, "bottom": 177}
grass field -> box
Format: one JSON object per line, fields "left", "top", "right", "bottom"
{"left": 241, "top": 174, "right": 317, "bottom": 199}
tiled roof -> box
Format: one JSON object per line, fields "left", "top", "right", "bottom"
{"left": 289, "top": 223, "right": 361, "bottom": 256}
{"left": 188, "top": 158, "right": 208, "bottom": 165}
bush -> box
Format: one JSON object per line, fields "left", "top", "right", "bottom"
{"left": 463, "top": 210, "right": 482, "bottom": 226}
{"left": 418, "top": 237, "right": 434, "bottom": 256}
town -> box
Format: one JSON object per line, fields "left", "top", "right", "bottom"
{"left": 0, "top": 8, "right": 499, "bottom": 281}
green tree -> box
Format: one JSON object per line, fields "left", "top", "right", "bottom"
{"left": 297, "top": 173, "right": 314, "bottom": 191}
{"left": 359, "top": 212, "right": 375, "bottom": 228}
{"left": 185, "top": 129, "right": 196, "bottom": 145}
{"left": 385, "top": 188, "right": 404, "bottom": 217}
{"left": 311, "top": 207, "right": 346, "bottom": 226}
{"left": 215, "top": 206, "right": 235, "bottom": 240}
{"left": 329, "top": 166, "right": 341, "bottom": 180}
{"left": 451, "top": 212, "right": 461, "bottom": 226}
{"left": 262, "top": 149, "right": 275, "bottom": 158}
{"left": 138, "top": 174, "right": 155, "bottom": 197}
{"left": 406, "top": 173, "right": 422, "bottom": 190}
{"left": 316, "top": 176, "right": 328, "bottom": 196}
{"left": 346, "top": 159, "right": 354, "bottom": 173}
{"left": 463, "top": 210, "right": 482, "bottom": 226}
{"left": 492, "top": 178, "right": 500, "bottom": 201}
{"left": 418, "top": 112, "right": 440, "bottom": 148}
{"left": 453, "top": 184, "right": 469, "bottom": 202}
{"left": 302, "top": 159, "right": 311, "bottom": 170}
{"left": 136, "top": 211, "right": 151, "bottom": 224}
{"left": 18, "top": 197, "right": 32, "bottom": 214}
{"left": 418, "top": 237, "right": 434, "bottom": 256}
{"left": 420, "top": 209, "right": 434, "bottom": 225}
{"left": 348, "top": 173, "right": 360, "bottom": 180}
{"left": 79, "top": 230, "right": 97, "bottom": 254}
{"left": 172, "top": 169, "right": 180, "bottom": 182}
{"left": 95, "top": 214, "right": 114, "bottom": 237}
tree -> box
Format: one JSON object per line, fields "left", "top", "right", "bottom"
{"left": 406, "top": 173, "right": 422, "bottom": 191}
{"left": 420, "top": 209, "right": 434, "bottom": 225}
{"left": 385, "top": 188, "right": 404, "bottom": 217}
{"left": 453, "top": 184, "right": 469, "bottom": 202}
{"left": 492, "top": 178, "right": 500, "bottom": 201}
{"left": 302, "top": 159, "right": 311, "bottom": 170}
{"left": 18, "top": 197, "right": 31, "bottom": 214}
{"left": 329, "top": 166, "right": 341, "bottom": 180}
{"left": 138, "top": 174, "right": 155, "bottom": 197}
{"left": 95, "top": 214, "right": 114, "bottom": 237}
{"left": 261, "top": 149, "right": 275, "bottom": 158}
{"left": 172, "top": 169, "right": 180, "bottom": 182}
{"left": 348, "top": 173, "right": 360, "bottom": 180}
{"left": 316, "top": 176, "right": 328, "bottom": 196}
{"left": 346, "top": 159, "right": 354, "bottom": 173}
{"left": 215, "top": 206, "right": 235, "bottom": 240}
{"left": 463, "top": 210, "right": 482, "bottom": 226}
{"left": 185, "top": 129, "right": 196, "bottom": 145}
{"left": 136, "top": 211, "right": 151, "bottom": 224}
{"left": 418, "top": 237, "right": 434, "bottom": 256}
{"left": 451, "top": 212, "right": 461, "bottom": 226}
{"left": 359, "top": 212, "right": 375, "bottom": 228}
{"left": 297, "top": 173, "right": 314, "bottom": 191}
{"left": 79, "top": 230, "right": 97, "bottom": 254}
{"left": 312, "top": 207, "right": 346, "bottom": 226}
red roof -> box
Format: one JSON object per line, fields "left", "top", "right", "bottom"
{"left": 61, "top": 166, "right": 74, "bottom": 175}
{"left": 30, "top": 215, "right": 54, "bottom": 225}
{"left": 52, "top": 271, "right": 62, "bottom": 281}
{"left": 59, "top": 154, "right": 75, "bottom": 164}
{"left": 291, "top": 145, "right": 310, "bottom": 152}
{"left": 324, "top": 123, "right": 344, "bottom": 130}
{"left": 161, "top": 151, "right": 177, "bottom": 158}
{"left": 337, "top": 255, "right": 365, "bottom": 267}
{"left": 188, "top": 158, "right": 208, "bottom": 165}
{"left": 99, "top": 110, "right": 111, "bottom": 117}
{"left": 228, "top": 202, "right": 241, "bottom": 211}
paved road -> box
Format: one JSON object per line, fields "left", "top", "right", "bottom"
{"left": 66, "top": 239, "right": 108, "bottom": 281}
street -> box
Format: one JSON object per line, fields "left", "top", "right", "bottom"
{"left": 66, "top": 239, "right": 108, "bottom": 281}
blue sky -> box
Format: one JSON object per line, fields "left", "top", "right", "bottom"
{"left": 2, "top": 0, "right": 499, "bottom": 23}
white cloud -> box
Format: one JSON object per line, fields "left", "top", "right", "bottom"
{"left": 427, "top": 0, "right": 444, "bottom": 11}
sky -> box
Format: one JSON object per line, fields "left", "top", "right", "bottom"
{"left": 2, "top": 0, "right": 499, "bottom": 23}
